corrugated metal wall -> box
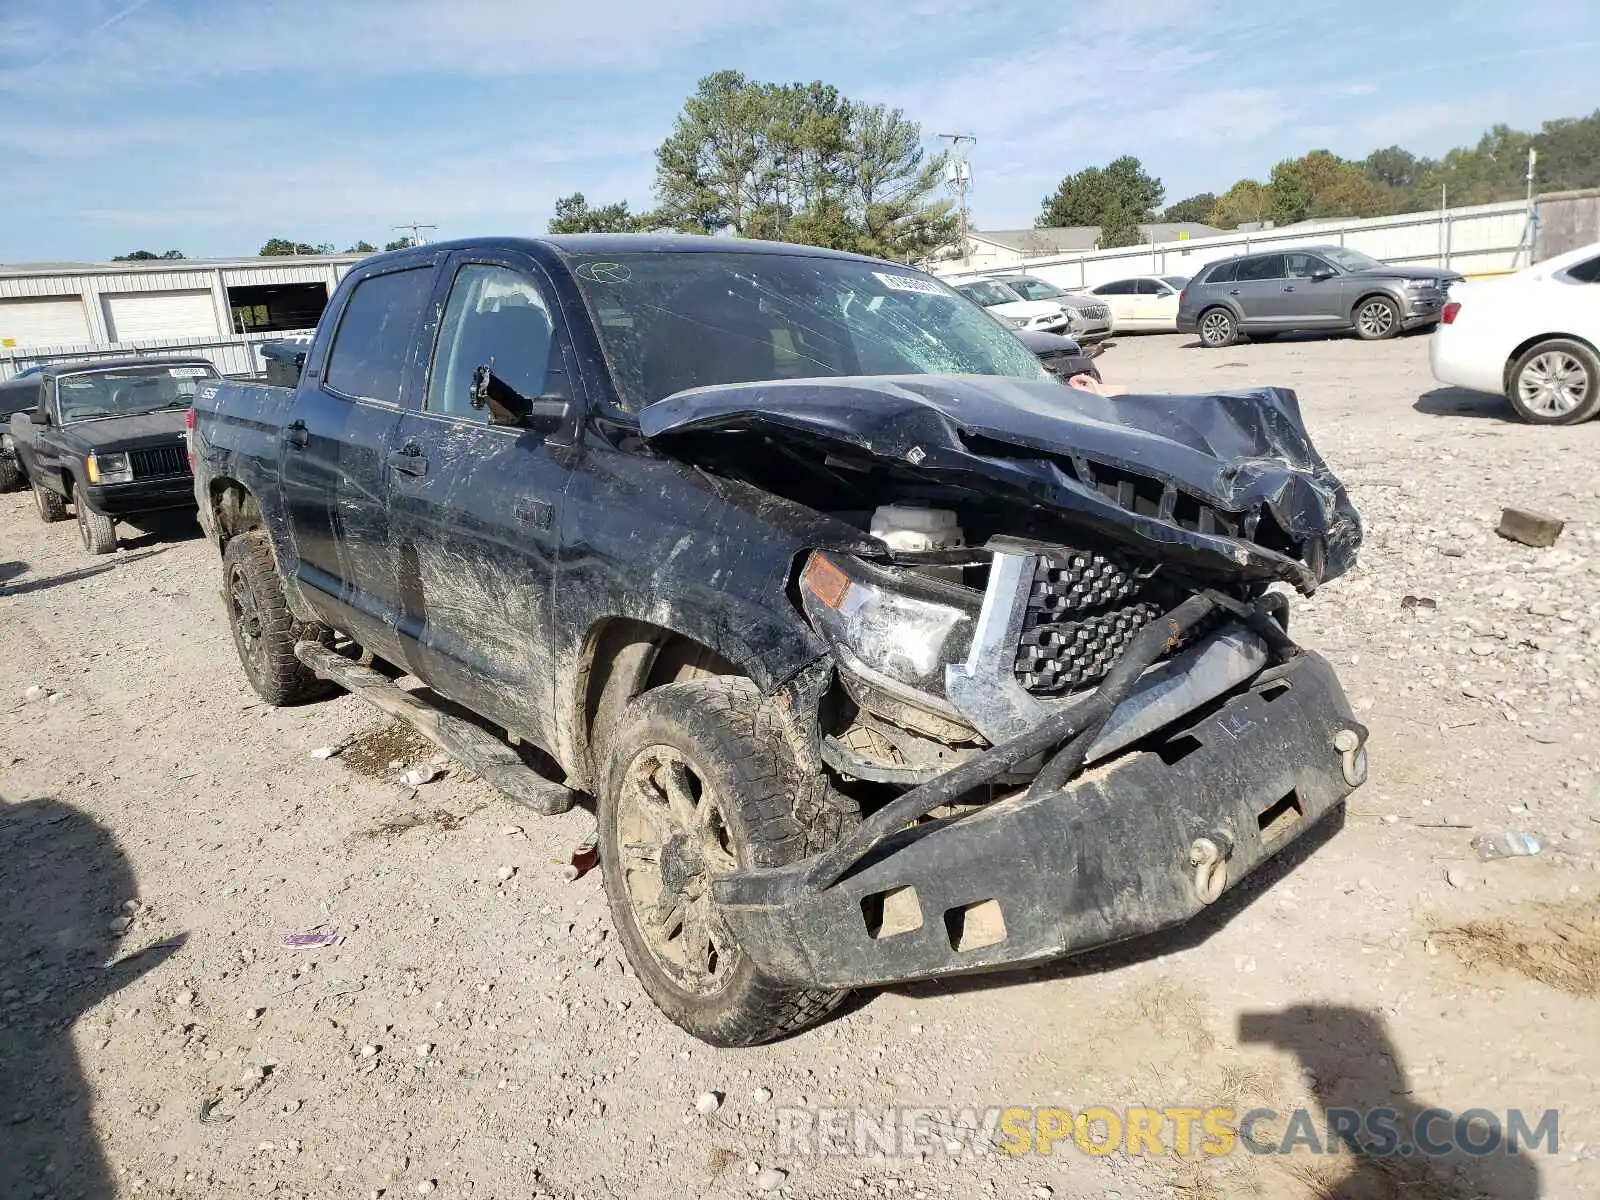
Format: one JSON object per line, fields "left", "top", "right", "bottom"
{"left": 1534, "top": 189, "right": 1600, "bottom": 260}
{"left": 0, "top": 329, "right": 308, "bottom": 382}
{"left": 930, "top": 199, "right": 1537, "bottom": 287}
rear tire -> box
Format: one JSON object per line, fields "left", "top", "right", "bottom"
{"left": 0, "top": 455, "right": 22, "bottom": 492}
{"left": 33, "top": 480, "right": 65, "bottom": 523}
{"left": 1197, "top": 307, "right": 1237, "bottom": 348}
{"left": 221, "top": 530, "right": 329, "bottom": 705}
{"left": 1353, "top": 295, "right": 1400, "bottom": 340}
{"left": 1506, "top": 338, "right": 1600, "bottom": 426}
{"left": 76, "top": 499, "right": 118, "bottom": 555}
{"left": 600, "top": 677, "right": 858, "bottom": 1046}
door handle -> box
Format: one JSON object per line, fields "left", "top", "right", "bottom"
{"left": 387, "top": 445, "right": 427, "bottom": 477}
{"left": 284, "top": 420, "right": 310, "bottom": 449}
{"left": 1283, "top": 285, "right": 1296, "bottom": 292}
{"left": 1228, "top": 288, "right": 1241, "bottom": 296}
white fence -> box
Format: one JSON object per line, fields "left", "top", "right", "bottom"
{"left": 929, "top": 199, "right": 1533, "bottom": 290}
{"left": 0, "top": 328, "right": 311, "bottom": 383}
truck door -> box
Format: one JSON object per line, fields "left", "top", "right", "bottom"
{"left": 279, "top": 261, "right": 436, "bottom": 661}
{"left": 385, "top": 253, "right": 573, "bottom": 751}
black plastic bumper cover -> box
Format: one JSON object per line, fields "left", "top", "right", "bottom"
{"left": 713, "top": 650, "right": 1363, "bottom": 989}
{"left": 86, "top": 476, "right": 195, "bottom": 515}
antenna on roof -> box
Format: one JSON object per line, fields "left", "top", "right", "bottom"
{"left": 938, "top": 134, "right": 976, "bottom": 267}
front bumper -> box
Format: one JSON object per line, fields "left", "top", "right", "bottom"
{"left": 714, "top": 649, "right": 1364, "bottom": 989}
{"left": 83, "top": 474, "right": 196, "bottom": 516}
{"left": 1401, "top": 291, "right": 1448, "bottom": 329}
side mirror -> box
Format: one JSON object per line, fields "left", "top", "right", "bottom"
{"left": 1310, "top": 269, "right": 1337, "bottom": 282}
{"left": 29, "top": 407, "right": 50, "bottom": 425}
{"left": 470, "top": 365, "right": 574, "bottom": 439}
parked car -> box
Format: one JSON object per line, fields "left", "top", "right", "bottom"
{"left": 1088, "top": 275, "right": 1190, "bottom": 332}
{"left": 1177, "top": 246, "right": 1462, "bottom": 347}
{"left": 6, "top": 357, "right": 216, "bottom": 552}
{"left": 0, "top": 367, "right": 50, "bottom": 491}
{"left": 985, "top": 274, "right": 1113, "bottom": 344}
{"left": 191, "top": 235, "right": 1366, "bottom": 1047}
{"left": 1429, "top": 241, "right": 1600, "bottom": 424}
{"left": 953, "top": 278, "right": 1071, "bottom": 334}
{"left": 1013, "top": 328, "right": 1099, "bottom": 382}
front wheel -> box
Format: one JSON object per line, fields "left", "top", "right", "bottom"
{"left": 76, "top": 500, "right": 118, "bottom": 555}
{"left": 1197, "top": 307, "right": 1237, "bottom": 348}
{"left": 1506, "top": 339, "right": 1600, "bottom": 425}
{"left": 1353, "top": 296, "right": 1400, "bottom": 340}
{"left": 33, "top": 480, "right": 66, "bottom": 523}
{"left": 221, "top": 530, "right": 329, "bottom": 705}
{"left": 600, "top": 677, "right": 858, "bottom": 1046}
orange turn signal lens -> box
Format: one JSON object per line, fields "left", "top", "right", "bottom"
{"left": 801, "top": 553, "right": 853, "bottom": 611}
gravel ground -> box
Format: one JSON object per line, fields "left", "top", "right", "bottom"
{"left": 2, "top": 329, "right": 1598, "bottom": 1200}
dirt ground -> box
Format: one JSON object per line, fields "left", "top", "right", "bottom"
{"left": 2, "top": 330, "right": 1598, "bottom": 1200}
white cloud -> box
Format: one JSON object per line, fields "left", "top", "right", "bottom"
{"left": 1, "top": 0, "right": 789, "bottom": 93}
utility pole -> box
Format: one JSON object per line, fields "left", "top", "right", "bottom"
{"left": 392, "top": 221, "right": 438, "bottom": 248}
{"left": 938, "top": 134, "right": 976, "bottom": 267}
{"left": 1522, "top": 147, "right": 1538, "bottom": 266}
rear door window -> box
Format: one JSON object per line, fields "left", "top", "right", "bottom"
{"left": 1236, "top": 255, "right": 1286, "bottom": 282}
{"left": 1562, "top": 254, "right": 1600, "bottom": 284}
{"left": 324, "top": 267, "right": 434, "bottom": 403}
{"left": 1094, "top": 280, "right": 1135, "bottom": 295}
{"left": 1203, "top": 261, "right": 1239, "bottom": 284}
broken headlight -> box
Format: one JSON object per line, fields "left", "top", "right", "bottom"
{"left": 799, "top": 551, "right": 975, "bottom": 700}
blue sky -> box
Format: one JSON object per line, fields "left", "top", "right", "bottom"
{"left": 1, "top": 0, "right": 1596, "bottom": 263}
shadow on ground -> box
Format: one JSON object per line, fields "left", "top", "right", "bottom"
{"left": 0, "top": 547, "right": 168, "bottom": 597}
{"left": 113, "top": 510, "right": 204, "bottom": 553}
{"left": 0, "top": 796, "right": 184, "bottom": 1198}
{"left": 1414, "top": 387, "right": 1511, "bottom": 421}
{"left": 1239, "top": 1004, "right": 1543, "bottom": 1199}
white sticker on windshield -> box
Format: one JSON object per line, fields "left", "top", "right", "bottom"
{"left": 169, "top": 367, "right": 211, "bottom": 378}
{"left": 873, "top": 271, "right": 946, "bottom": 296}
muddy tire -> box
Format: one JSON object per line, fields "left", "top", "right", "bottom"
{"left": 600, "top": 677, "right": 857, "bottom": 1046}
{"left": 1353, "top": 295, "right": 1400, "bottom": 340}
{"left": 0, "top": 454, "right": 22, "bottom": 493}
{"left": 76, "top": 500, "right": 118, "bottom": 555}
{"left": 33, "top": 479, "right": 66, "bottom": 523}
{"left": 221, "top": 530, "right": 328, "bottom": 705}
{"left": 1197, "top": 307, "right": 1237, "bottom": 348}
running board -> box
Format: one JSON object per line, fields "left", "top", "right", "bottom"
{"left": 295, "top": 643, "right": 574, "bottom": 816}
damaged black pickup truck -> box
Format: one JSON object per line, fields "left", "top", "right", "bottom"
{"left": 189, "top": 235, "right": 1367, "bottom": 1046}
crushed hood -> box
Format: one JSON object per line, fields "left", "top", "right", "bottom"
{"left": 638, "top": 374, "right": 1361, "bottom": 593}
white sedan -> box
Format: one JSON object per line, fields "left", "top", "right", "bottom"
{"left": 1087, "top": 275, "right": 1190, "bottom": 331}
{"left": 1429, "top": 242, "right": 1600, "bottom": 424}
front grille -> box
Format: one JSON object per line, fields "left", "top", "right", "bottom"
{"left": 1012, "top": 545, "right": 1220, "bottom": 695}
{"left": 1015, "top": 546, "right": 1158, "bottom": 694}
{"left": 130, "top": 445, "right": 188, "bottom": 478}
{"left": 1079, "top": 304, "right": 1111, "bottom": 321}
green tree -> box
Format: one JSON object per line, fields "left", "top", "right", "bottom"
{"left": 1036, "top": 156, "right": 1164, "bottom": 231}
{"left": 1161, "top": 193, "right": 1217, "bottom": 223}
{"left": 547, "top": 192, "right": 651, "bottom": 234}
{"left": 1268, "top": 150, "right": 1386, "bottom": 223}
{"left": 114, "top": 250, "right": 159, "bottom": 260}
{"left": 259, "top": 238, "right": 333, "bottom": 256}
{"left": 650, "top": 71, "right": 954, "bottom": 261}
{"left": 345, "top": 240, "right": 377, "bottom": 253}
{"left": 383, "top": 237, "right": 414, "bottom": 252}
{"left": 1207, "top": 180, "right": 1270, "bottom": 228}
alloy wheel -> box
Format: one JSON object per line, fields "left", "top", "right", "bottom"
{"left": 1517, "top": 351, "right": 1590, "bottom": 417}
{"left": 616, "top": 744, "right": 740, "bottom": 996}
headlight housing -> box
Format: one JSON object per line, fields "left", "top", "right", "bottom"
{"left": 1001, "top": 314, "right": 1028, "bottom": 328}
{"left": 86, "top": 451, "right": 132, "bottom": 484}
{"left": 799, "top": 551, "right": 975, "bottom": 700}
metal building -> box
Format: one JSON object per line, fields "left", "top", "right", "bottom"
{"left": 0, "top": 253, "right": 366, "bottom": 381}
